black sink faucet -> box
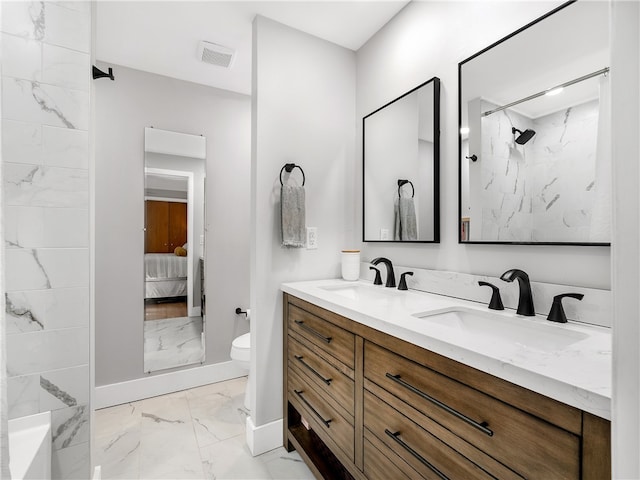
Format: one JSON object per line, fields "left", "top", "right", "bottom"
{"left": 500, "top": 269, "right": 535, "bottom": 316}
{"left": 371, "top": 257, "right": 396, "bottom": 288}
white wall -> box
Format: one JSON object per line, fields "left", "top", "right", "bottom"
{"left": 95, "top": 64, "right": 251, "bottom": 386}
{"left": 611, "top": 1, "right": 640, "bottom": 477}
{"left": 251, "top": 15, "right": 356, "bottom": 431}
{"left": 355, "top": 1, "right": 610, "bottom": 289}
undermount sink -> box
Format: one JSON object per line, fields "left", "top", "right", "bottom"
{"left": 320, "top": 283, "right": 401, "bottom": 301}
{"left": 413, "top": 308, "right": 589, "bottom": 353}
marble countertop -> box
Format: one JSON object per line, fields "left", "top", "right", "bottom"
{"left": 282, "top": 279, "right": 611, "bottom": 420}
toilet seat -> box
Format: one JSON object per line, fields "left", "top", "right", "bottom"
{"left": 230, "top": 332, "right": 250, "bottom": 363}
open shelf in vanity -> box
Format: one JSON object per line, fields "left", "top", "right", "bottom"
{"left": 283, "top": 291, "right": 611, "bottom": 480}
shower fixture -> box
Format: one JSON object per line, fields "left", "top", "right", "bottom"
{"left": 512, "top": 127, "right": 536, "bottom": 145}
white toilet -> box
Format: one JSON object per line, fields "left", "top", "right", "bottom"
{"left": 230, "top": 332, "right": 251, "bottom": 410}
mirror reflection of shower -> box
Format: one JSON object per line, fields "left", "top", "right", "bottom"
{"left": 143, "top": 128, "right": 206, "bottom": 373}
{"left": 512, "top": 127, "right": 536, "bottom": 145}
{"left": 463, "top": 68, "right": 610, "bottom": 243}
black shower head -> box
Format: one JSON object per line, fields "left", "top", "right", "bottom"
{"left": 512, "top": 127, "right": 536, "bottom": 145}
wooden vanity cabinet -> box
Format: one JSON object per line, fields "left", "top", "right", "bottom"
{"left": 283, "top": 293, "right": 611, "bottom": 480}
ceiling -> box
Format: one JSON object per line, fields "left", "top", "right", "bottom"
{"left": 96, "top": 1, "right": 410, "bottom": 96}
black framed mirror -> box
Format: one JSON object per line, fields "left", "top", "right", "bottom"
{"left": 363, "top": 77, "right": 440, "bottom": 243}
{"left": 458, "top": 1, "right": 610, "bottom": 245}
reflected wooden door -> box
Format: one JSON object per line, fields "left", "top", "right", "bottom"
{"left": 145, "top": 200, "right": 187, "bottom": 253}
{"left": 168, "top": 202, "right": 187, "bottom": 250}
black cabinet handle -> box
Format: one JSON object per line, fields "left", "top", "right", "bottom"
{"left": 294, "top": 320, "right": 332, "bottom": 343}
{"left": 386, "top": 373, "right": 493, "bottom": 437}
{"left": 294, "top": 389, "right": 332, "bottom": 428}
{"left": 384, "top": 429, "right": 449, "bottom": 480}
{"left": 294, "top": 355, "right": 332, "bottom": 385}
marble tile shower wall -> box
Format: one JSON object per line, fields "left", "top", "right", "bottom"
{"left": 1, "top": 2, "right": 91, "bottom": 479}
{"left": 479, "top": 99, "right": 600, "bottom": 242}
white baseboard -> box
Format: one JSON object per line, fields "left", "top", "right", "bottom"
{"left": 246, "top": 416, "right": 283, "bottom": 456}
{"left": 94, "top": 361, "right": 247, "bottom": 409}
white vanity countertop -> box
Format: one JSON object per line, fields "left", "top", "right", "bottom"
{"left": 282, "top": 279, "right": 612, "bottom": 420}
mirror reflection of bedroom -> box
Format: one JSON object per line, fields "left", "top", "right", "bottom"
{"left": 143, "top": 127, "right": 206, "bottom": 373}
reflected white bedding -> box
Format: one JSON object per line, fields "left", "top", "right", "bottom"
{"left": 145, "top": 253, "right": 188, "bottom": 299}
{"left": 145, "top": 279, "right": 187, "bottom": 299}
{"left": 145, "top": 253, "right": 187, "bottom": 280}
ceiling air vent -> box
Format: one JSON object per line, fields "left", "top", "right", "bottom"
{"left": 197, "top": 41, "right": 235, "bottom": 69}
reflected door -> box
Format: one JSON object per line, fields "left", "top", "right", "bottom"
{"left": 145, "top": 200, "right": 187, "bottom": 253}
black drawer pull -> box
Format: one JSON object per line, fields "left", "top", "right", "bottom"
{"left": 294, "top": 389, "right": 332, "bottom": 428}
{"left": 385, "top": 429, "right": 450, "bottom": 480}
{"left": 294, "top": 320, "right": 332, "bottom": 343}
{"left": 385, "top": 373, "right": 493, "bottom": 437}
{"left": 294, "top": 355, "right": 332, "bottom": 385}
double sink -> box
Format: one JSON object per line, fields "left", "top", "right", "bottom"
{"left": 283, "top": 278, "right": 611, "bottom": 419}
{"left": 320, "top": 282, "right": 591, "bottom": 354}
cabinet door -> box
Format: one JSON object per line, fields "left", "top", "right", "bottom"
{"left": 145, "top": 200, "right": 170, "bottom": 253}
{"left": 168, "top": 202, "right": 187, "bottom": 250}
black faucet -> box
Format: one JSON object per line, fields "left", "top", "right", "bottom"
{"left": 371, "top": 257, "right": 396, "bottom": 288}
{"left": 547, "top": 293, "right": 584, "bottom": 323}
{"left": 478, "top": 281, "right": 504, "bottom": 310}
{"left": 369, "top": 266, "right": 383, "bottom": 285}
{"left": 398, "top": 272, "right": 413, "bottom": 291}
{"left": 500, "top": 269, "right": 535, "bottom": 316}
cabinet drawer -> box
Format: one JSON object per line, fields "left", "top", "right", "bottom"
{"left": 288, "top": 304, "right": 354, "bottom": 368}
{"left": 288, "top": 335, "right": 354, "bottom": 416}
{"left": 363, "top": 439, "right": 412, "bottom": 480}
{"left": 288, "top": 368, "right": 354, "bottom": 462}
{"left": 365, "top": 341, "right": 580, "bottom": 479}
{"left": 364, "top": 391, "right": 496, "bottom": 480}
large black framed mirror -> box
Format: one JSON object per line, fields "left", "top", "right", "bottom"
{"left": 363, "top": 77, "right": 440, "bottom": 243}
{"left": 459, "top": 1, "right": 610, "bottom": 245}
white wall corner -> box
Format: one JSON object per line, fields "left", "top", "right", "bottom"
{"left": 245, "top": 416, "right": 283, "bottom": 457}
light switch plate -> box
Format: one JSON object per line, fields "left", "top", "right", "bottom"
{"left": 380, "top": 228, "right": 390, "bottom": 240}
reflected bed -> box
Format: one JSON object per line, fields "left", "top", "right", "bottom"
{"left": 145, "top": 253, "right": 187, "bottom": 299}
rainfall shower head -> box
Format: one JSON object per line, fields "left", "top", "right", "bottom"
{"left": 512, "top": 127, "right": 536, "bottom": 145}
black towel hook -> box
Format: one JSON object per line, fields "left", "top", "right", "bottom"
{"left": 92, "top": 65, "right": 114, "bottom": 81}
{"left": 397, "top": 179, "right": 414, "bottom": 198}
{"left": 279, "top": 163, "right": 305, "bottom": 186}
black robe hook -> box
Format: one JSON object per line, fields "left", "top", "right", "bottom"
{"left": 92, "top": 65, "right": 114, "bottom": 81}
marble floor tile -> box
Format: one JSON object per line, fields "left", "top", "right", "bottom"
{"left": 200, "top": 434, "right": 272, "bottom": 480}
{"left": 94, "top": 378, "right": 314, "bottom": 480}
{"left": 261, "top": 448, "right": 316, "bottom": 480}
{"left": 94, "top": 402, "right": 142, "bottom": 479}
{"left": 94, "top": 426, "right": 140, "bottom": 480}
{"left": 186, "top": 377, "right": 248, "bottom": 447}
{"left": 143, "top": 316, "right": 204, "bottom": 373}
{"left": 94, "top": 401, "right": 142, "bottom": 440}
{"left": 138, "top": 391, "right": 204, "bottom": 479}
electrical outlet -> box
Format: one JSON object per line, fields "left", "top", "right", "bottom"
{"left": 380, "top": 228, "right": 390, "bottom": 240}
{"left": 306, "top": 227, "right": 318, "bottom": 249}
